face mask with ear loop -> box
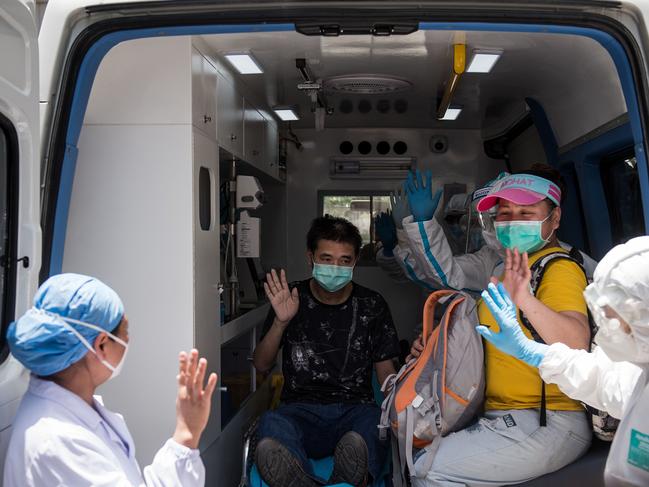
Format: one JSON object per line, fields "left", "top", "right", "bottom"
{"left": 32, "top": 308, "right": 129, "bottom": 379}
{"left": 312, "top": 261, "right": 355, "bottom": 292}
{"left": 493, "top": 209, "right": 556, "bottom": 254}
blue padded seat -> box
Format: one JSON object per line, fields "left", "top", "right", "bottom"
{"left": 249, "top": 457, "right": 386, "bottom": 487}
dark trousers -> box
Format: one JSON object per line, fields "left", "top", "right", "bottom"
{"left": 256, "top": 402, "right": 388, "bottom": 482}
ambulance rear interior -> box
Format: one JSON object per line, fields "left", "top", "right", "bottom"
{"left": 4, "top": 2, "right": 649, "bottom": 485}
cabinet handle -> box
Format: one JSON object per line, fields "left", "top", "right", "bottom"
{"left": 231, "top": 133, "right": 238, "bottom": 141}
{"left": 203, "top": 115, "right": 212, "bottom": 123}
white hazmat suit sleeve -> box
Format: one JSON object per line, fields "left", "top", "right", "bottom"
{"left": 375, "top": 247, "right": 410, "bottom": 283}
{"left": 375, "top": 228, "right": 415, "bottom": 284}
{"left": 401, "top": 215, "right": 501, "bottom": 292}
{"left": 376, "top": 228, "right": 439, "bottom": 290}
{"left": 539, "top": 342, "right": 645, "bottom": 420}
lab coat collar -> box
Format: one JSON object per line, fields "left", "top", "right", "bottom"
{"left": 93, "top": 395, "right": 136, "bottom": 459}
{"left": 28, "top": 375, "right": 103, "bottom": 431}
{"left": 28, "top": 375, "right": 135, "bottom": 458}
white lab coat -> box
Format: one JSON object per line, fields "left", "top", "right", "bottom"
{"left": 3, "top": 375, "right": 205, "bottom": 487}
{"left": 399, "top": 215, "right": 598, "bottom": 292}
{"left": 540, "top": 343, "right": 649, "bottom": 486}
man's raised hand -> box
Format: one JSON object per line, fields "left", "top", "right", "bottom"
{"left": 264, "top": 269, "right": 299, "bottom": 325}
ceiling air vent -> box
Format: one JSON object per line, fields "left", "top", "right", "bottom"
{"left": 324, "top": 75, "right": 412, "bottom": 95}
{"left": 330, "top": 157, "right": 415, "bottom": 179}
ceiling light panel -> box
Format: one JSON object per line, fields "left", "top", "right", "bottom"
{"left": 274, "top": 109, "right": 299, "bottom": 121}
{"left": 466, "top": 52, "right": 502, "bottom": 73}
{"left": 439, "top": 107, "right": 462, "bottom": 121}
{"left": 225, "top": 53, "right": 263, "bottom": 74}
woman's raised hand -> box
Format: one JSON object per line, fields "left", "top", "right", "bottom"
{"left": 499, "top": 248, "right": 532, "bottom": 308}
{"left": 173, "top": 349, "right": 218, "bottom": 449}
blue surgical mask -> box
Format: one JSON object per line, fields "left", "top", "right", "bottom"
{"left": 494, "top": 213, "right": 553, "bottom": 254}
{"left": 312, "top": 262, "right": 354, "bottom": 292}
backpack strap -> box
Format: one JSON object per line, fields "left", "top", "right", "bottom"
{"left": 422, "top": 289, "right": 458, "bottom": 343}
{"left": 519, "top": 250, "right": 588, "bottom": 427}
{"left": 520, "top": 250, "right": 588, "bottom": 340}
{"left": 378, "top": 373, "right": 399, "bottom": 441}
{"left": 391, "top": 434, "right": 405, "bottom": 487}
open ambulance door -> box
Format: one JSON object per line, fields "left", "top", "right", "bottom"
{"left": 0, "top": 0, "right": 43, "bottom": 481}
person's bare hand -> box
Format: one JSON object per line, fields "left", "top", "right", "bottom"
{"left": 173, "top": 349, "right": 217, "bottom": 449}
{"left": 498, "top": 248, "right": 532, "bottom": 308}
{"left": 406, "top": 333, "right": 424, "bottom": 362}
{"left": 264, "top": 269, "right": 299, "bottom": 326}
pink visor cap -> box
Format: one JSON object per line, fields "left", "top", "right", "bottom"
{"left": 476, "top": 174, "right": 562, "bottom": 212}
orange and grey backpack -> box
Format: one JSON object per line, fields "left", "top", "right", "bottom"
{"left": 378, "top": 289, "right": 485, "bottom": 486}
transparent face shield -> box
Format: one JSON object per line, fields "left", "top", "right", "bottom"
{"left": 477, "top": 208, "right": 496, "bottom": 234}
{"left": 584, "top": 282, "right": 649, "bottom": 363}
{"left": 477, "top": 207, "right": 502, "bottom": 252}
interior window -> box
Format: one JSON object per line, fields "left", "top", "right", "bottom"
{"left": 600, "top": 150, "right": 647, "bottom": 245}
{"left": 320, "top": 193, "right": 390, "bottom": 264}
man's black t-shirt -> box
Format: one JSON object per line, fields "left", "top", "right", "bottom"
{"left": 262, "top": 279, "right": 400, "bottom": 405}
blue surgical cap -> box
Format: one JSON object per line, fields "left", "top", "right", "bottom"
{"left": 7, "top": 273, "right": 124, "bottom": 376}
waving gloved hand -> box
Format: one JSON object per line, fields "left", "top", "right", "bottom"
{"left": 375, "top": 211, "right": 398, "bottom": 257}
{"left": 406, "top": 169, "right": 442, "bottom": 222}
{"left": 390, "top": 183, "right": 411, "bottom": 229}
{"left": 477, "top": 282, "right": 548, "bottom": 367}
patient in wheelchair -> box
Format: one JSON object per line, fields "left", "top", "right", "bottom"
{"left": 252, "top": 216, "right": 400, "bottom": 487}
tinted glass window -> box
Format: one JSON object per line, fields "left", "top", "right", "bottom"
{"left": 0, "top": 118, "right": 17, "bottom": 362}
{"left": 558, "top": 162, "right": 590, "bottom": 254}
{"left": 601, "top": 151, "right": 646, "bottom": 245}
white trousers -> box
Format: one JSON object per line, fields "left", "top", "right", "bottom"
{"left": 412, "top": 409, "right": 592, "bottom": 487}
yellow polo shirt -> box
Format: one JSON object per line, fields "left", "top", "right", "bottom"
{"left": 478, "top": 246, "right": 587, "bottom": 411}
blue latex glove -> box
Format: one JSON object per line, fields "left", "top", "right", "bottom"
{"left": 375, "top": 211, "right": 398, "bottom": 257}
{"left": 390, "top": 183, "right": 411, "bottom": 229}
{"left": 406, "top": 169, "right": 442, "bottom": 222}
{"left": 477, "top": 282, "right": 548, "bottom": 367}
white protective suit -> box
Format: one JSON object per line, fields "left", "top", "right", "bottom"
{"left": 399, "top": 214, "right": 598, "bottom": 293}
{"left": 376, "top": 227, "right": 438, "bottom": 291}
{"left": 3, "top": 375, "right": 205, "bottom": 487}
{"left": 535, "top": 236, "right": 649, "bottom": 486}
{"left": 377, "top": 193, "right": 485, "bottom": 292}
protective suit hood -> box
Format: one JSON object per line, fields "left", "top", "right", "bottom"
{"left": 586, "top": 236, "right": 649, "bottom": 364}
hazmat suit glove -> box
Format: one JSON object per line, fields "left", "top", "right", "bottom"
{"left": 477, "top": 282, "right": 549, "bottom": 367}
{"left": 375, "top": 211, "right": 398, "bottom": 257}
{"left": 406, "top": 169, "right": 442, "bottom": 222}
{"left": 390, "top": 183, "right": 411, "bottom": 229}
